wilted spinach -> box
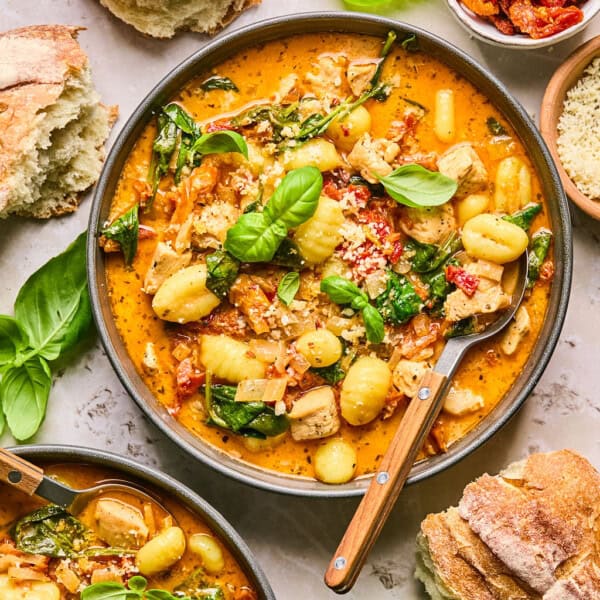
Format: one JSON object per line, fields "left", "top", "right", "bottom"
{"left": 502, "top": 203, "right": 542, "bottom": 231}
{"left": 375, "top": 271, "right": 423, "bottom": 325}
{"left": 270, "top": 238, "right": 305, "bottom": 269}
{"left": 445, "top": 317, "right": 477, "bottom": 339}
{"left": 101, "top": 204, "right": 139, "bottom": 266}
{"left": 528, "top": 230, "right": 552, "bottom": 288}
{"left": 406, "top": 232, "right": 462, "bottom": 273}
{"left": 200, "top": 75, "right": 239, "bottom": 92}
{"left": 202, "top": 382, "right": 289, "bottom": 439}
{"left": 486, "top": 116, "right": 508, "bottom": 136}
{"left": 175, "top": 569, "right": 225, "bottom": 600}
{"left": 12, "top": 505, "right": 89, "bottom": 558}
{"left": 206, "top": 250, "right": 240, "bottom": 299}
{"left": 311, "top": 360, "right": 345, "bottom": 385}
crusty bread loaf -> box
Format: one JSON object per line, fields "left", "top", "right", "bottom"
{"left": 98, "top": 0, "right": 261, "bottom": 39}
{"left": 416, "top": 450, "right": 600, "bottom": 599}
{"left": 0, "top": 25, "right": 116, "bottom": 219}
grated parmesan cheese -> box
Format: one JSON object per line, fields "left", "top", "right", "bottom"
{"left": 557, "top": 57, "right": 600, "bottom": 200}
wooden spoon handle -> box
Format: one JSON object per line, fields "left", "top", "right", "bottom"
{"left": 0, "top": 448, "right": 44, "bottom": 495}
{"left": 324, "top": 370, "right": 447, "bottom": 593}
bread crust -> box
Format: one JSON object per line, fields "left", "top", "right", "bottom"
{"left": 418, "top": 450, "right": 600, "bottom": 600}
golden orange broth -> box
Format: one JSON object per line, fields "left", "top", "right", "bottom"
{"left": 0, "top": 463, "right": 253, "bottom": 594}
{"left": 105, "top": 33, "right": 552, "bottom": 480}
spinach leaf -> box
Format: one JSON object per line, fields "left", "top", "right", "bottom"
{"left": 1, "top": 356, "right": 51, "bottom": 441}
{"left": 445, "top": 317, "right": 476, "bottom": 338}
{"left": 311, "top": 359, "right": 345, "bottom": 385}
{"left": 206, "top": 250, "right": 240, "bottom": 299}
{"left": 12, "top": 505, "right": 89, "bottom": 557}
{"left": 203, "top": 383, "right": 289, "bottom": 439}
{"left": 163, "top": 103, "right": 201, "bottom": 136}
{"left": 200, "top": 75, "right": 239, "bottom": 92}
{"left": 14, "top": 232, "right": 91, "bottom": 361}
{"left": 486, "top": 116, "right": 508, "bottom": 136}
{"left": 420, "top": 267, "right": 453, "bottom": 310}
{"left": 502, "top": 203, "right": 542, "bottom": 231}
{"left": 406, "top": 232, "right": 461, "bottom": 273}
{"left": 320, "top": 276, "right": 385, "bottom": 343}
{"left": 401, "top": 32, "right": 418, "bottom": 51}
{"left": 270, "top": 238, "right": 305, "bottom": 269}
{"left": 189, "top": 131, "right": 248, "bottom": 162}
{"left": 101, "top": 204, "right": 139, "bottom": 267}
{"left": 371, "top": 30, "right": 396, "bottom": 88}
{"left": 377, "top": 165, "right": 458, "bottom": 208}
{"left": 150, "top": 112, "right": 178, "bottom": 195}
{"left": 348, "top": 175, "right": 385, "bottom": 197}
{"left": 0, "top": 316, "right": 25, "bottom": 367}
{"left": 375, "top": 272, "right": 423, "bottom": 325}
{"left": 277, "top": 272, "right": 300, "bottom": 306}
{"left": 528, "top": 230, "right": 552, "bottom": 288}
{"left": 174, "top": 570, "right": 224, "bottom": 600}
{"left": 224, "top": 167, "right": 322, "bottom": 262}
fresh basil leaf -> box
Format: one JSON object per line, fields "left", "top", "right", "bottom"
{"left": 14, "top": 232, "right": 91, "bottom": 361}
{"left": 362, "top": 304, "right": 385, "bottom": 343}
{"left": 201, "top": 75, "right": 239, "bottom": 92}
{"left": 277, "top": 272, "right": 300, "bottom": 306}
{"left": 503, "top": 203, "right": 542, "bottom": 231}
{"left": 224, "top": 212, "right": 287, "bottom": 262}
{"left": 12, "top": 504, "right": 89, "bottom": 557}
{"left": 320, "top": 276, "right": 363, "bottom": 305}
{"left": 190, "top": 131, "right": 248, "bottom": 160}
{"left": 270, "top": 238, "right": 305, "bottom": 269}
{"left": 263, "top": 166, "right": 322, "bottom": 228}
{"left": 528, "top": 230, "right": 552, "bottom": 289}
{"left": 101, "top": 205, "right": 139, "bottom": 267}
{"left": 127, "top": 577, "right": 147, "bottom": 593}
{"left": 486, "top": 116, "right": 508, "bottom": 136}
{"left": 1, "top": 356, "right": 51, "bottom": 440}
{"left": 163, "top": 103, "right": 200, "bottom": 136}
{"left": 375, "top": 272, "right": 423, "bottom": 325}
{"left": 377, "top": 164, "right": 458, "bottom": 208}
{"left": 0, "top": 315, "right": 26, "bottom": 366}
{"left": 206, "top": 250, "right": 240, "bottom": 299}
{"left": 81, "top": 581, "right": 139, "bottom": 599}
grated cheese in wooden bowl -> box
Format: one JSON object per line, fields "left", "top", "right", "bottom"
{"left": 557, "top": 57, "right": 600, "bottom": 201}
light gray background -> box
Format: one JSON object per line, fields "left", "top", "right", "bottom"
{"left": 1, "top": 1, "right": 599, "bottom": 598}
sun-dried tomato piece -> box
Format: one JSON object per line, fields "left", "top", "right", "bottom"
{"left": 176, "top": 358, "right": 205, "bottom": 399}
{"left": 489, "top": 12, "right": 517, "bottom": 34}
{"left": 462, "top": 0, "right": 500, "bottom": 16}
{"left": 509, "top": 0, "right": 583, "bottom": 38}
{"left": 446, "top": 265, "right": 480, "bottom": 297}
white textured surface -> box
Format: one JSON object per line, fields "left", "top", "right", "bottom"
{"left": 1, "top": 2, "right": 600, "bottom": 598}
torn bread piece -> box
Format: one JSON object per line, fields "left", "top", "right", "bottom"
{"left": 99, "top": 0, "right": 261, "bottom": 39}
{"left": 0, "top": 25, "right": 116, "bottom": 219}
{"left": 417, "top": 450, "right": 600, "bottom": 599}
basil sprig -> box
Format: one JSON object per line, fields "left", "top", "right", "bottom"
{"left": 224, "top": 166, "right": 322, "bottom": 262}
{"left": 320, "top": 276, "right": 385, "bottom": 344}
{"left": 377, "top": 164, "right": 458, "bottom": 208}
{"left": 81, "top": 575, "right": 196, "bottom": 600}
{"left": 0, "top": 233, "right": 92, "bottom": 440}
{"left": 101, "top": 204, "right": 139, "bottom": 266}
{"left": 277, "top": 272, "right": 300, "bottom": 306}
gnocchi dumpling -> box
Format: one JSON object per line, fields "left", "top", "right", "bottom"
{"left": 188, "top": 533, "right": 225, "bottom": 574}
{"left": 152, "top": 264, "right": 220, "bottom": 323}
{"left": 457, "top": 193, "right": 489, "bottom": 226}
{"left": 434, "top": 89, "right": 455, "bottom": 143}
{"left": 326, "top": 105, "right": 372, "bottom": 152}
{"left": 314, "top": 438, "right": 357, "bottom": 484}
{"left": 296, "top": 329, "right": 343, "bottom": 367}
{"left": 294, "top": 195, "right": 345, "bottom": 264}
{"left": 282, "top": 138, "right": 342, "bottom": 172}
{"left": 200, "top": 334, "right": 266, "bottom": 382}
{"left": 494, "top": 156, "right": 532, "bottom": 214}
{"left": 0, "top": 576, "right": 60, "bottom": 600}
{"left": 136, "top": 526, "right": 186, "bottom": 576}
{"left": 340, "top": 356, "right": 391, "bottom": 426}
{"left": 462, "top": 213, "right": 529, "bottom": 264}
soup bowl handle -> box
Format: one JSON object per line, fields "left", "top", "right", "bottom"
{"left": 0, "top": 447, "right": 44, "bottom": 495}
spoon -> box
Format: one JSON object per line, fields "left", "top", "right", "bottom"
{"left": 0, "top": 448, "right": 170, "bottom": 517}
{"left": 325, "top": 252, "right": 528, "bottom": 593}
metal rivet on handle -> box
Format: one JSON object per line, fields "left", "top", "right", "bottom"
{"left": 376, "top": 471, "right": 389, "bottom": 485}
{"left": 418, "top": 387, "right": 430, "bottom": 400}
{"left": 334, "top": 556, "right": 347, "bottom": 570}
{"left": 8, "top": 470, "right": 22, "bottom": 484}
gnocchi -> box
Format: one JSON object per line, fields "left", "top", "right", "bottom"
{"left": 282, "top": 138, "right": 342, "bottom": 172}
{"left": 434, "top": 89, "right": 455, "bottom": 143}
{"left": 152, "top": 264, "right": 220, "bottom": 323}
{"left": 340, "top": 356, "right": 392, "bottom": 426}
{"left": 457, "top": 193, "right": 489, "bottom": 226}
{"left": 200, "top": 335, "right": 266, "bottom": 382}
{"left": 294, "top": 195, "right": 345, "bottom": 263}
{"left": 295, "top": 329, "right": 343, "bottom": 367}
{"left": 188, "top": 533, "right": 225, "bottom": 574}
{"left": 136, "top": 526, "right": 186, "bottom": 576}
{"left": 0, "top": 576, "right": 60, "bottom": 600}
{"left": 494, "top": 156, "right": 532, "bottom": 214}
{"left": 462, "top": 213, "right": 529, "bottom": 264}
{"left": 314, "top": 438, "right": 357, "bottom": 484}
{"left": 326, "top": 105, "right": 372, "bottom": 152}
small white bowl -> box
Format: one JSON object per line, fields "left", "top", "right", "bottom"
{"left": 447, "top": 0, "right": 600, "bottom": 49}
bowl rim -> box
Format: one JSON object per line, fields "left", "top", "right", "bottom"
{"left": 446, "top": 0, "right": 600, "bottom": 49}
{"left": 88, "top": 11, "right": 572, "bottom": 498}
{"left": 6, "top": 444, "right": 276, "bottom": 599}
{"left": 540, "top": 34, "right": 600, "bottom": 219}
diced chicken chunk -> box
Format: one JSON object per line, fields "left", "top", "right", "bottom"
{"left": 400, "top": 203, "right": 456, "bottom": 245}
{"left": 142, "top": 342, "right": 159, "bottom": 374}
{"left": 393, "top": 360, "right": 430, "bottom": 398}
{"left": 443, "top": 385, "right": 484, "bottom": 416}
{"left": 93, "top": 498, "right": 149, "bottom": 549}
{"left": 347, "top": 133, "right": 400, "bottom": 183}
{"left": 143, "top": 242, "right": 191, "bottom": 294}
{"left": 444, "top": 284, "right": 510, "bottom": 322}
{"left": 304, "top": 54, "right": 348, "bottom": 98}
{"left": 463, "top": 259, "right": 504, "bottom": 283}
{"left": 229, "top": 274, "right": 272, "bottom": 335}
{"left": 289, "top": 387, "right": 340, "bottom": 441}
{"left": 437, "top": 143, "right": 488, "bottom": 198}
{"left": 347, "top": 61, "right": 377, "bottom": 96}
{"left": 276, "top": 73, "right": 299, "bottom": 102}
{"left": 191, "top": 201, "right": 240, "bottom": 250}
{"left": 500, "top": 305, "right": 531, "bottom": 356}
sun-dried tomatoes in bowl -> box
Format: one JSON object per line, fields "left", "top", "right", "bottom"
{"left": 447, "top": 0, "right": 600, "bottom": 48}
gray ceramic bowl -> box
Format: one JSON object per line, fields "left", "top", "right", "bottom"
{"left": 88, "top": 12, "right": 572, "bottom": 498}
{"left": 7, "top": 444, "right": 275, "bottom": 599}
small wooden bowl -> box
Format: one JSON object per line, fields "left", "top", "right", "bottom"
{"left": 541, "top": 35, "right": 600, "bottom": 220}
